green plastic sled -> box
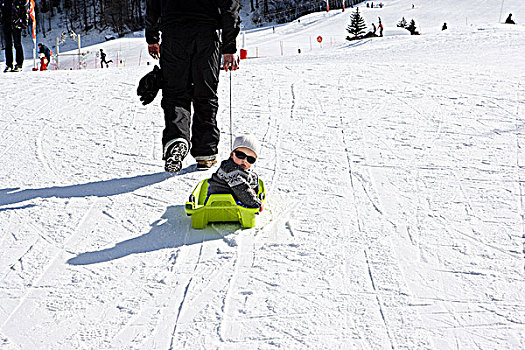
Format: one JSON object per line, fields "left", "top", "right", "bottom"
{"left": 184, "top": 178, "right": 265, "bottom": 229}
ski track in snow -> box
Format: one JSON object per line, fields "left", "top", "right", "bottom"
{"left": 2, "top": 3, "right": 525, "bottom": 349}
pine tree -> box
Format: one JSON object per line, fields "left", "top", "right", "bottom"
{"left": 397, "top": 17, "right": 407, "bottom": 28}
{"left": 406, "top": 19, "right": 420, "bottom": 35}
{"left": 346, "top": 7, "right": 367, "bottom": 40}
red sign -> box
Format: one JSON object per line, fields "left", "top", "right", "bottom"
{"left": 317, "top": 36, "right": 323, "bottom": 43}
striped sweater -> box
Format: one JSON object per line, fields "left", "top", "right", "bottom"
{"left": 207, "top": 158, "right": 262, "bottom": 208}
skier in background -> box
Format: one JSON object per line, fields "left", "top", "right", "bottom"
{"left": 505, "top": 14, "right": 515, "bottom": 24}
{"left": 442, "top": 22, "right": 448, "bottom": 31}
{"left": 378, "top": 17, "right": 384, "bottom": 36}
{"left": 0, "top": 0, "right": 29, "bottom": 72}
{"left": 99, "top": 49, "right": 113, "bottom": 68}
{"left": 144, "top": 0, "right": 241, "bottom": 172}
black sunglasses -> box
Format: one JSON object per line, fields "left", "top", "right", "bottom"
{"left": 233, "top": 150, "right": 256, "bottom": 164}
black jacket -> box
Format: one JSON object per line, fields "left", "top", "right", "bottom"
{"left": 0, "top": 0, "right": 29, "bottom": 30}
{"left": 207, "top": 158, "right": 262, "bottom": 208}
{"left": 39, "top": 44, "right": 51, "bottom": 60}
{"left": 145, "top": 0, "right": 240, "bottom": 54}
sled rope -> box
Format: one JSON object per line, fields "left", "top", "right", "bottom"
{"left": 229, "top": 70, "right": 233, "bottom": 150}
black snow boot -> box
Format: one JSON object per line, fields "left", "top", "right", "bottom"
{"left": 165, "top": 141, "right": 189, "bottom": 173}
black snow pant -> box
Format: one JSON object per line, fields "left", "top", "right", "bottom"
{"left": 2, "top": 24, "right": 23, "bottom": 68}
{"left": 101, "top": 59, "right": 113, "bottom": 68}
{"left": 160, "top": 25, "right": 221, "bottom": 160}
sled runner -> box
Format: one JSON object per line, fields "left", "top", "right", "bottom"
{"left": 185, "top": 178, "right": 265, "bottom": 229}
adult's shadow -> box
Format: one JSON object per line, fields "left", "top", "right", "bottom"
{"left": 67, "top": 205, "right": 237, "bottom": 265}
{"left": 0, "top": 172, "right": 174, "bottom": 209}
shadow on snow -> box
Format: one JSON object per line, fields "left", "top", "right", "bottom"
{"left": 67, "top": 205, "right": 239, "bottom": 265}
{"left": 0, "top": 172, "right": 174, "bottom": 209}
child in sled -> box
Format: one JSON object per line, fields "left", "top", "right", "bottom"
{"left": 207, "top": 134, "right": 263, "bottom": 209}
{"left": 38, "top": 53, "right": 48, "bottom": 71}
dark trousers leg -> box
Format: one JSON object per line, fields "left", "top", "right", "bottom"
{"left": 2, "top": 24, "right": 13, "bottom": 68}
{"left": 12, "top": 29, "right": 23, "bottom": 67}
{"left": 190, "top": 32, "right": 221, "bottom": 159}
{"left": 160, "top": 33, "right": 192, "bottom": 158}
{"left": 160, "top": 28, "right": 221, "bottom": 159}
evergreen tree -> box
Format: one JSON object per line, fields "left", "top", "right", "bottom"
{"left": 397, "top": 17, "right": 407, "bottom": 28}
{"left": 346, "top": 7, "right": 367, "bottom": 39}
{"left": 406, "top": 19, "right": 420, "bottom": 35}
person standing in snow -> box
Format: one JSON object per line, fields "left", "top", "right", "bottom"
{"left": 442, "top": 22, "right": 448, "bottom": 31}
{"left": 99, "top": 49, "right": 113, "bottom": 68}
{"left": 505, "top": 14, "right": 515, "bottom": 24}
{"left": 378, "top": 17, "right": 384, "bottom": 37}
{"left": 145, "top": 0, "right": 241, "bottom": 172}
{"left": 0, "top": 0, "right": 29, "bottom": 72}
{"left": 37, "top": 43, "right": 50, "bottom": 71}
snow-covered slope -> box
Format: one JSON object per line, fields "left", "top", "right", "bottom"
{"left": 1, "top": 1, "right": 524, "bottom": 349}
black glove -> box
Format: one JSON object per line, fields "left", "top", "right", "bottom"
{"left": 137, "top": 65, "right": 163, "bottom": 105}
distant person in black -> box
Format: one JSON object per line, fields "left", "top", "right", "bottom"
{"left": 99, "top": 49, "right": 113, "bottom": 68}
{"left": 38, "top": 43, "right": 51, "bottom": 62}
{"left": 505, "top": 13, "right": 515, "bottom": 24}
{"left": 145, "top": 0, "right": 241, "bottom": 173}
{"left": 442, "top": 22, "right": 448, "bottom": 31}
{"left": 0, "top": 0, "right": 29, "bottom": 72}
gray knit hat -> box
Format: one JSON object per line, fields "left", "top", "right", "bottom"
{"left": 232, "top": 134, "right": 260, "bottom": 157}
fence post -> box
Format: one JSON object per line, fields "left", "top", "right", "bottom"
{"left": 56, "top": 37, "right": 59, "bottom": 70}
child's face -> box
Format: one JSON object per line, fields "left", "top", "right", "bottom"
{"left": 231, "top": 147, "right": 257, "bottom": 170}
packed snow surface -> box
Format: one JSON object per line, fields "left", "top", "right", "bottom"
{"left": 1, "top": 1, "right": 524, "bottom": 349}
